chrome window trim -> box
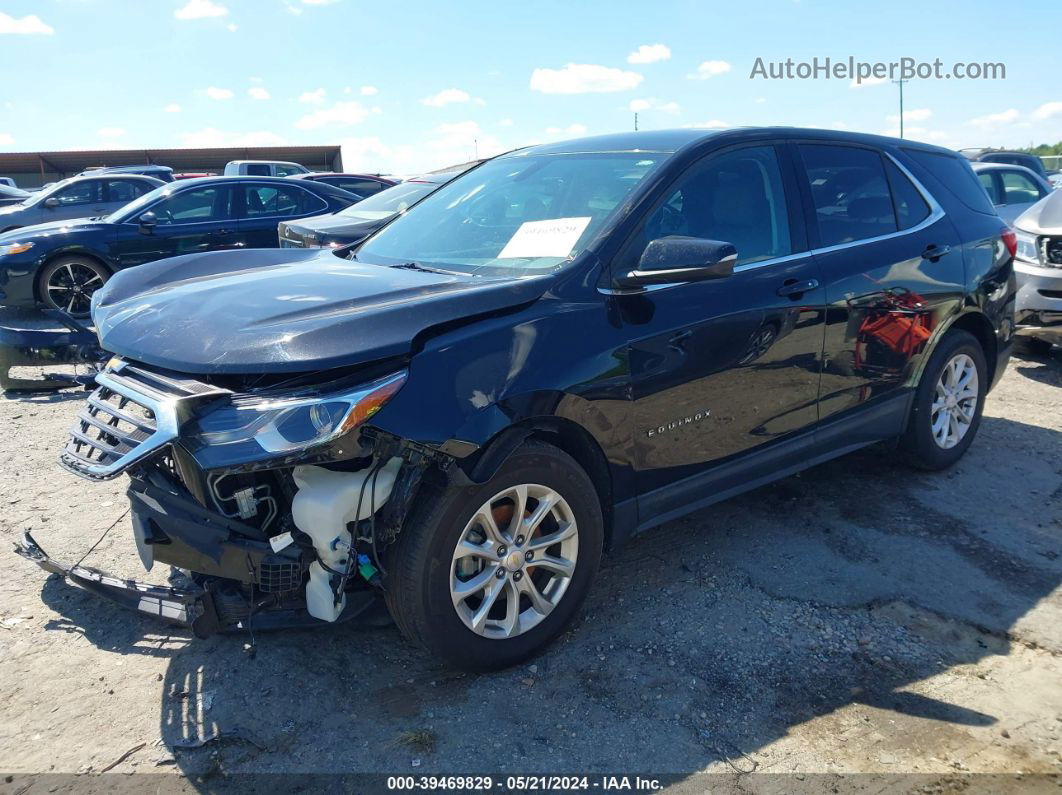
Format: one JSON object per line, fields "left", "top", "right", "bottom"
{"left": 240, "top": 183, "right": 329, "bottom": 221}
{"left": 598, "top": 150, "right": 946, "bottom": 295}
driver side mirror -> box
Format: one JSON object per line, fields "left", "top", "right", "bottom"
{"left": 612, "top": 237, "right": 738, "bottom": 290}
{"left": 43, "top": 197, "right": 60, "bottom": 209}
{"left": 138, "top": 211, "right": 157, "bottom": 235}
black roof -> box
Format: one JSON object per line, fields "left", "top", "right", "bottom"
{"left": 508, "top": 127, "right": 956, "bottom": 158}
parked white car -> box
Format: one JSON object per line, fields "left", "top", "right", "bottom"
{"left": 223, "top": 160, "right": 310, "bottom": 178}
{"left": 1011, "top": 190, "right": 1062, "bottom": 354}
{"left": 972, "top": 162, "right": 1053, "bottom": 225}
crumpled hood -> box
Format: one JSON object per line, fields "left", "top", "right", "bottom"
{"left": 92, "top": 248, "right": 550, "bottom": 374}
{"left": 1014, "top": 190, "right": 1062, "bottom": 235}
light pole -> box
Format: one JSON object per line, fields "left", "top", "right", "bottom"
{"left": 892, "top": 78, "right": 909, "bottom": 138}
{"left": 634, "top": 112, "right": 639, "bottom": 132}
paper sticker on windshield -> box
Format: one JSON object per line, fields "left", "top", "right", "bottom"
{"left": 498, "top": 217, "right": 591, "bottom": 259}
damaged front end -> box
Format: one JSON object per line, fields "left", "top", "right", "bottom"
{"left": 17, "top": 356, "right": 449, "bottom": 636}
{"left": 0, "top": 311, "right": 104, "bottom": 392}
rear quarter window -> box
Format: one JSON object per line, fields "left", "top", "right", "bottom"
{"left": 903, "top": 149, "right": 996, "bottom": 216}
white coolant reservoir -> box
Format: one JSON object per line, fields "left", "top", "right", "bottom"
{"left": 291, "top": 457, "right": 403, "bottom": 622}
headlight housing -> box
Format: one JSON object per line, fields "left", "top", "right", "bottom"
{"left": 0, "top": 241, "right": 34, "bottom": 257}
{"left": 1014, "top": 230, "right": 1040, "bottom": 264}
{"left": 187, "top": 370, "right": 407, "bottom": 460}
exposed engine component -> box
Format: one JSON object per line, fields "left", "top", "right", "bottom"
{"left": 208, "top": 473, "right": 278, "bottom": 531}
{"left": 291, "top": 457, "right": 403, "bottom": 622}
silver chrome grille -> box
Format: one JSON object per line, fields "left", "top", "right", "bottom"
{"left": 60, "top": 362, "right": 228, "bottom": 481}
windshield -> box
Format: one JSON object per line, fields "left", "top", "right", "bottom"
{"left": 104, "top": 183, "right": 174, "bottom": 222}
{"left": 336, "top": 179, "right": 443, "bottom": 221}
{"left": 356, "top": 152, "right": 668, "bottom": 276}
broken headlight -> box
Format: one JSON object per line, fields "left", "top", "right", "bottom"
{"left": 187, "top": 370, "right": 407, "bottom": 459}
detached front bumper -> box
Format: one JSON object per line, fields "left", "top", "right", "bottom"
{"left": 14, "top": 530, "right": 221, "bottom": 636}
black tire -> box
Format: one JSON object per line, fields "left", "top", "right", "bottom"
{"left": 38, "top": 255, "right": 110, "bottom": 317}
{"left": 900, "top": 329, "right": 987, "bottom": 470}
{"left": 385, "top": 439, "right": 603, "bottom": 671}
{"left": 1013, "top": 336, "right": 1054, "bottom": 358}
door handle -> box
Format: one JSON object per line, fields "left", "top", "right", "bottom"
{"left": 776, "top": 278, "right": 819, "bottom": 298}
{"left": 921, "top": 244, "right": 951, "bottom": 261}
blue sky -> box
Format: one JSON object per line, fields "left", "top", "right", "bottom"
{"left": 1, "top": 0, "right": 1059, "bottom": 174}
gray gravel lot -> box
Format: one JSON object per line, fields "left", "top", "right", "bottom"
{"left": 0, "top": 314, "right": 1059, "bottom": 790}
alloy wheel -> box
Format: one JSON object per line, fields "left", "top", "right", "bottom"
{"left": 449, "top": 483, "right": 579, "bottom": 639}
{"left": 930, "top": 352, "right": 979, "bottom": 449}
{"left": 45, "top": 260, "right": 106, "bottom": 316}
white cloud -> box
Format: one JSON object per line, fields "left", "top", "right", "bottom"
{"left": 248, "top": 86, "right": 271, "bottom": 100}
{"left": 163, "top": 103, "right": 182, "bottom": 113}
{"left": 887, "top": 108, "right": 932, "bottom": 123}
{"left": 850, "top": 75, "right": 888, "bottom": 88}
{"left": 882, "top": 126, "right": 950, "bottom": 144}
{"left": 545, "top": 123, "right": 588, "bottom": 137}
{"left": 227, "top": 23, "right": 237, "bottom": 31}
{"left": 97, "top": 127, "right": 126, "bottom": 139}
{"left": 628, "top": 98, "right": 680, "bottom": 113}
{"left": 969, "top": 108, "right": 1019, "bottom": 128}
{"left": 295, "top": 101, "right": 369, "bottom": 130}
{"left": 755, "top": 97, "right": 766, "bottom": 103}
{"left": 174, "top": 0, "right": 228, "bottom": 20}
{"left": 687, "top": 60, "right": 731, "bottom": 80}
{"left": 0, "top": 12, "right": 55, "bottom": 35}
{"left": 498, "top": 118, "right": 514, "bottom": 127}
{"left": 179, "top": 128, "right": 288, "bottom": 147}
{"left": 0, "top": 133, "right": 15, "bottom": 146}
{"left": 1031, "top": 101, "right": 1062, "bottom": 121}
{"left": 360, "top": 85, "right": 378, "bottom": 96}
{"left": 531, "top": 63, "right": 643, "bottom": 94}
{"left": 204, "top": 86, "right": 234, "bottom": 100}
{"left": 422, "top": 88, "right": 472, "bottom": 107}
{"left": 425, "top": 121, "right": 504, "bottom": 167}
{"left": 627, "top": 44, "right": 671, "bottom": 64}
{"left": 683, "top": 120, "right": 729, "bottom": 129}
{"left": 299, "top": 88, "right": 327, "bottom": 104}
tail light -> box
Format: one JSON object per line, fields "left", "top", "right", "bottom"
{"left": 1001, "top": 227, "right": 1018, "bottom": 258}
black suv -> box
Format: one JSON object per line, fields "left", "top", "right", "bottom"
{"left": 20, "top": 129, "right": 1015, "bottom": 670}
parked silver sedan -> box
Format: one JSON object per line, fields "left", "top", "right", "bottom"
{"left": 1011, "top": 189, "right": 1062, "bottom": 354}
{"left": 0, "top": 174, "right": 163, "bottom": 233}
{"left": 972, "top": 162, "right": 1053, "bottom": 225}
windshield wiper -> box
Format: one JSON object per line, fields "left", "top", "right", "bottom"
{"left": 390, "top": 261, "right": 446, "bottom": 274}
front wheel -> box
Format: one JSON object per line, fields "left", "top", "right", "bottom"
{"left": 900, "top": 329, "right": 987, "bottom": 470}
{"left": 38, "top": 256, "right": 110, "bottom": 317}
{"left": 385, "top": 440, "right": 603, "bottom": 670}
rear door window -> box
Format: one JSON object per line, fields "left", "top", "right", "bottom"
{"left": 798, "top": 144, "right": 896, "bottom": 246}
{"left": 106, "top": 179, "right": 150, "bottom": 203}
{"left": 243, "top": 184, "right": 326, "bottom": 217}
{"left": 999, "top": 170, "right": 1045, "bottom": 204}
{"left": 884, "top": 159, "right": 931, "bottom": 230}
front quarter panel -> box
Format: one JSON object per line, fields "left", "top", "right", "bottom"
{"left": 367, "top": 286, "right": 636, "bottom": 494}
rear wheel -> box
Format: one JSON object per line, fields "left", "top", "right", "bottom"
{"left": 900, "top": 329, "right": 987, "bottom": 470}
{"left": 385, "top": 440, "right": 603, "bottom": 670}
{"left": 38, "top": 256, "right": 109, "bottom": 317}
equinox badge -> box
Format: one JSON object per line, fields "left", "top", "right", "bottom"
{"left": 646, "top": 410, "right": 711, "bottom": 438}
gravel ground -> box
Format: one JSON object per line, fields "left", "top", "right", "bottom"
{"left": 0, "top": 315, "right": 1059, "bottom": 791}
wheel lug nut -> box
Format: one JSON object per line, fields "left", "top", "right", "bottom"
{"left": 524, "top": 550, "right": 534, "bottom": 561}
{"left": 516, "top": 535, "right": 525, "bottom": 546}
{"left": 495, "top": 567, "right": 506, "bottom": 579}
{"left": 513, "top": 571, "right": 523, "bottom": 581}
{"left": 497, "top": 545, "right": 507, "bottom": 557}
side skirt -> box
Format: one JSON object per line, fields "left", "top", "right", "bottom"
{"left": 612, "top": 390, "right": 913, "bottom": 546}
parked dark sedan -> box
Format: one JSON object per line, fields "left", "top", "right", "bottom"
{"left": 0, "top": 184, "right": 31, "bottom": 207}
{"left": 288, "top": 172, "right": 397, "bottom": 197}
{"left": 278, "top": 168, "right": 468, "bottom": 248}
{"left": 0, "top": 176, "right": 357, "bottom": 316}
